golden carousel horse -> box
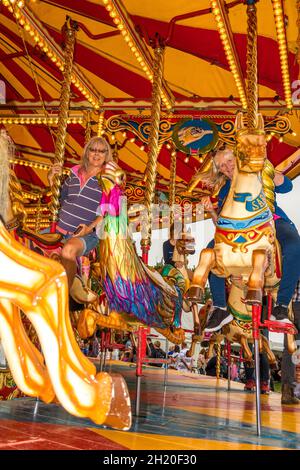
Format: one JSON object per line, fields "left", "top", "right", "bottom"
{"left": 186, "top": 115, "right": 296, "bottom": 362}
{"left": 0, "top": 131, "right": 131, "bottom": 429}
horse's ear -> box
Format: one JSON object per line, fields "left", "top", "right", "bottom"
{"left": 256, "top": 113, "right": 264, "bottom": 132}
{"left": 235, "top": 112, "right": 245, "bottom": 132}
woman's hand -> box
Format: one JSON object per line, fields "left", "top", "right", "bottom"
{"left": 72, "top": 224, "right": 89, "bottom": 237}
{"left": 201, "top": 195, "right": 218, "bottom": 224}
{"left": 274, "top": 171, "right": 284, "bottom": 186}
{"left": 48, "top": 163, "right": 62, "bottom": 186}
{"left": 201, "top": 196, "right": 214, "bottom": 213}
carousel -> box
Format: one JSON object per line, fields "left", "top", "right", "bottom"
{"left": 0, "top": 0, "right": 300, "bottom": 451}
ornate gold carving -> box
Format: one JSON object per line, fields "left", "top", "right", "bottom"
{"left": 215, "top": 224, "right": 273, "bottom": 253}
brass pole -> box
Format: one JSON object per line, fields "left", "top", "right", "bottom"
{"left": 49, "top": 18, "right": 77, "bottom": 227}
{"left": 262, "top": 160, "right": 275, "bottom": 213}
{"left": 169, "top": 147, "right": 177, "bottom": 228}
{"left": 97, "top": 110, "right": 105, "bottom": 137}
{"left": 141, "top": 45, "right": 165, "bottom": 261}
{"left": 34, "top": 195, "right": 42, "bottom": 233}
{"left": 85, "top": 111, "right": 92, "bottom": 144}
{"left": 246, "top": 1, "right": 258, "bottom": 130}
{"left": 216, "top": 342, "right": 221, "bottom": 379}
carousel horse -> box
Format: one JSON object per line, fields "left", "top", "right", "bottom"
{"left": 80, "top": 161, "right": 192, "bottom": 345}
{"left": 186, "top": 115, "right": 296, "bottom": 362}
{"left": 0, "top": 131, "right": 131, "bottom": 429}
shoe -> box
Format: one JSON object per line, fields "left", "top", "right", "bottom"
{"left": 281, "top": 383, "right": 300, "bottom": 405}
{"left": 244, "top": 379, "right": 256, "bottom": 392}
{"left": 70, "top": 275, "right": 98, "bottom": 304}
{"left": 270, "top": 305, "right": 293, "bottom": 324}
{"left": 205, "top": 307, "right": 233, "bottom": 333}
{"left": 260, "top": 381, "right": 270, "bottom": 395}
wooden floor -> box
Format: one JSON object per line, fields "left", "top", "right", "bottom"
{"left": 0, "top": 360, "right": 299, "bottom": 450}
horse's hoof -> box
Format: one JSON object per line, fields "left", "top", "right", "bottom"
{"left": 185, "top": 286, "right": 204, "bottom": 303}
{"left": 244, "top": 289, "right": 262, "bottom": 305}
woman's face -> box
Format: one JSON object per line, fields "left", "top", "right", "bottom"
{"left": 86, "top": 142, "right": 108, "bottom": 169}
{"left": 214, "top": 149, "right": 235, "bottom": 180}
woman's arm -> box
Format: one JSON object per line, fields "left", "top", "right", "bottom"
{"left": 202, "top": 196, "right": 218, "bottom": 225}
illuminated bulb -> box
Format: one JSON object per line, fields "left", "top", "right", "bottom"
{"left": 130, "top": 137, "right": 135, "bottom": 143}
{"left": 184, "top": 156, "right": 190, "bottom": 163}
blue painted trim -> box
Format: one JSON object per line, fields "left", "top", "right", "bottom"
{"left": 217, "top": 208, "right": 272, "bottom": 230}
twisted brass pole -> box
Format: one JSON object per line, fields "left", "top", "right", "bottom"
{"left": 49, "top": 18, "right": 77, "bottom": 226}
{"left": 246, "top": 2, "right": 258, "bottom": 130}
{"left": 262, "top": 160, "right": 275, "bottom": 213}
{"left": 141, "top": 45, "right": 165, "bottom": 260}
{"left": 97, "top": 110, "right": 105, "bottom": 137}
{"left": 216, "top": 343, "right": 221, "bottom": 379}
{"left": 169, "top": 148, "right": 177, "bottom": 228}
{"left": 85, "top": 111, "right": 92, "bottom": 144}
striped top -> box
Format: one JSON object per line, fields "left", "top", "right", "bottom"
{"left": 57, "top": 165, "right": 102, "bottom": 233}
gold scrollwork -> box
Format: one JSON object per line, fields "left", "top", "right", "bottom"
{"left": 106, "top": 116, "right": 173, "bottom": 144}
{"left": 215, "top": 225, "right": 273, "bottom": 253}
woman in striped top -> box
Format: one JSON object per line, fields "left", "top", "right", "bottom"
{"left": 48, "top": 136, "right": 113, "bottom": 289}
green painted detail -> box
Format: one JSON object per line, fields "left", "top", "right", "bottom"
{"left": 228, "top": 303, "right": 252, "bottom": 321}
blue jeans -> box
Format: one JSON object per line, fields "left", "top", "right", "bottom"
{"left": 207, "top": 218, "right": 300, "bottom": 308}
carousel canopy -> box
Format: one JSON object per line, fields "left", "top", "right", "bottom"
{"left": 0, "top": 0, "right": 300, "bottom": 227}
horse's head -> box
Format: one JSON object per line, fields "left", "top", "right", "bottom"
{"left": 98, "top": 161, "right": 126, "bottom": 195}
{"left": 175, "top": 231, "right": 196, "bottom": 256}
{"left": 97, "top": 161, "right": 127, "bottom": 219}
{"left": 235, "top": 113, "right": 267, "bottom": 173}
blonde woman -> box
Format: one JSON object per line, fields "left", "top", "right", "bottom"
{"left": 47, "top": 136, "right": 113, "bottom": 289}
{"left": 198, "top": 145, "right": 300, "bottom": 332}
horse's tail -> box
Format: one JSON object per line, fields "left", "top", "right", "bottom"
{"left": 0, "top": 130, "right": 13, "bottom": 221}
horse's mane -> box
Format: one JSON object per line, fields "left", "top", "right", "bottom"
{"left": 0, "top": 130, "right": 13, "bottom": 221}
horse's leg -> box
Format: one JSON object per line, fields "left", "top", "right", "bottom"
{"left": 240, "top": 336, "right": 253, "bottom": 361}
{"left": 261, "top": 335, "right": 277, "bottom": 366}
{"left": 0, "top": 299, "right": 55, "bottom": 402}
{"left": 285, "top": 334, "right": 297, "bottom": 354}
{"left": 245, "top": 249, "right": 268, "bottom": 304}
{"left": 185, "top": 248, "right": 216, "bottom": 301}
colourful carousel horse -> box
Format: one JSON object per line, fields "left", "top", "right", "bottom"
{"left": 80, "top": 161, "right": 190, "bottom": 344}
{"left": 0, "top": 131, "right": 131, "bottom": 429}
{"left": 186, "top": 115, "right": 296, "bottom": 362}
